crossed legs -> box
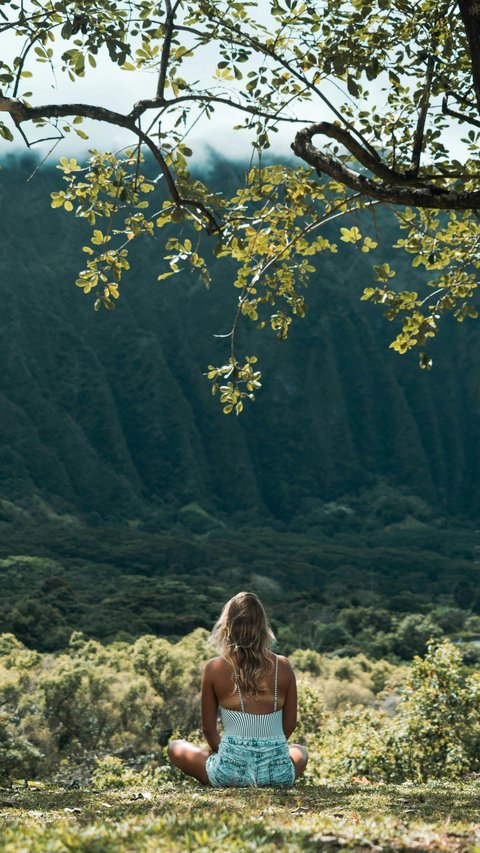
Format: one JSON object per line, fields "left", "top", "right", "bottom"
{"left": 167, "top": 740, "right": 213, "bottom": 785}
{"left": 167, "top": 739, "right": 308, "bottom": 786}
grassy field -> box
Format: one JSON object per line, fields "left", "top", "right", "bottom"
{"left": 0, "top": 778, "right": 479, "bottom": 852}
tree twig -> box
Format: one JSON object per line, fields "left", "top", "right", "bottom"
{"left": 297, "top": 121, "right": 436, "bottom": 188}
{"left": 12, "top": 33, "right": 41, "bottom": 98}
{"left": 157, "top": 0, "right": 176, "bottom": 100}
{"left": 408, "top": 54, "right": 436, "bottom": 176}
{"left": 130, "top": 93, "right": 311, "bottom": 123}
{"left": 442, "top": 93, "right": 480, "bottom": 128}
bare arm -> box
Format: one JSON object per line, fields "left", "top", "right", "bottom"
{"left": 282, "top": 661, "right": 297, "bottom": 740}
{"left": 201, "top": 661, "right": 220, "bottom": 753}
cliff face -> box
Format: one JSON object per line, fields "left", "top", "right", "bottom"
{"left": 1, "top": 157, "right": 479, "bottom": 522}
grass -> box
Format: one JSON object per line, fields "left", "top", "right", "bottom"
{"left": 0, "top": 779, "right": 479, "bottom": 852}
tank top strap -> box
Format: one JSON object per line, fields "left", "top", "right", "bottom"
{"left": 233, "top": 669, "right": 245, "bottom": 712}
{"left": 273, "top": 653, "right": 278, "bottom": 711}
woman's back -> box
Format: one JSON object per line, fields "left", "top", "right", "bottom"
{"left": 206, "top": 652, "right": 291, "bottom": 714}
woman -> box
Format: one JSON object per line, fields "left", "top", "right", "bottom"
{"left": 168, "top": 591, "right": 308, "bottom": 786}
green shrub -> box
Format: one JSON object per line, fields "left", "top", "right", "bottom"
{"left": 296, "top": 683, "right": 324, "bottom": 740}
{"left": 91, "top": 755, "right": 138, "bottom": 790}
{"left": 305, "top": 639, "right": 480, "bottom": 783}
{"left": 131, "top": 628, "right": 209, "bottom": 739}
{"left": 290, "top": 648, "right": 323, "bottom": 676}
{"left": 392, "top": 614, "right": 443, "bottom": 658}
{"left": 0, "top": 712, "right": 44, "bottom": 782}
{"left": 388, "top": 638, "right": 480, "bottom": 780}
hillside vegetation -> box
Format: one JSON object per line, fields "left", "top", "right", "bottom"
{"left": 1, "top": 517, "right": 480, "bottom": 654}
{"left": 0, "top": 634, "right": 479, "bottom": 851}
{"left": 1, "top": 157, "right": 480, "bottom": 524}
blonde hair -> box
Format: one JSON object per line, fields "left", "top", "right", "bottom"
{"left": 210, "top": 591, "right": 275, "bottom": 698}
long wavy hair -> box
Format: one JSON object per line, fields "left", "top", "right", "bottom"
{"left": 210, "top": 591, "right": 276, "bottom": 698}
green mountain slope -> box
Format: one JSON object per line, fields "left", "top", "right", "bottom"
{"left": 1, "top": 156, "right": 479, "bottom": 523}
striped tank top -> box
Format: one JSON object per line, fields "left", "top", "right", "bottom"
{"left": 219, "top": 654, "right": 285, "bottom": 740}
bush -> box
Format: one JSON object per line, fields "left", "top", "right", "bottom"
{"left": 91, "top": 755, "right": 138, "bottom": 790}
{"left": 392, "top": 614, "right": 443, "bottom": 658}
{"left": 289, "top": 649, "right": 323, "bottom": 676}
{"left": 304, "top": 639, "right": 480, "bottom": 782}
{"left": 0, "top": 631, "right": 197, "bottom": 779}
{"left": 0, "top": 712, "right": 44, "bottom": 782}
{"left": 389, "top": 639, "right": 480, "bottom": 780}
{"left": 131, "top": 628, "right": 209, "bottom": 739}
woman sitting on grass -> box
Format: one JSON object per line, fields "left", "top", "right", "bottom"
{"left": 168, "top": 591, "right": 308, "bottom": 787}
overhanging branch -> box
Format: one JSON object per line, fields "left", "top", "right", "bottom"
{"left": 0, "top": 95, "right": 220, "bottom": 233}
{"left": 303, "top": 122, "right": 410, "bottom": 185}
{"left": 296, "top": 122, "right": 446, "bottom": 190}
{"left": 292, "top": 124, "right": 480, "bottom": 210}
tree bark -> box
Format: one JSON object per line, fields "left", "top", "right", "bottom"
{"left": 456, "top": 0, "right": 480, "bottom": 114}
{"left": 292, "top": 124, "right": 480, "bottom": 211}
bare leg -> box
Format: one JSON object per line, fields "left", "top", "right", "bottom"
{"left": 167, "top": 739, "right": 213, "bottom": 786}
{"left": 289, "top": 744, "right": 308, "bottom": 779}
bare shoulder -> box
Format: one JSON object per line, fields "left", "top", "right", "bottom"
{"left": 203, "top": 656, "right": 229, "bottom": 675}
{"left": 274, "top": 654, "right": 295, "bottom": 680}
{"left": 275, "top": 653, "right": 293, "bottom": 667}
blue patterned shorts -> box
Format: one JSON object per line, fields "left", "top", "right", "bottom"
{"left": 206, "top": 736, "right": 296, "bottom": 788}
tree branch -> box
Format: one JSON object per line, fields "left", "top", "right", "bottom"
{"left": 130, "top": 93, "right": 310, "bottom": 123}
{"left": 0, "top": 95, "right": 220, "bottom": 232}
{"left": 442, "top": 92, "right": 480, "bottom": 128}
{"left": 456, "top": 0, "right": 480, "bottom": 113}
{"left": 292, "top": 123, "right": 480, "bottom": 210}
{"left": 301, "top": 121, "right": 438, "bottom": 188}
{"left": 409, "top": 54, "right": 436, "bottom": 176}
